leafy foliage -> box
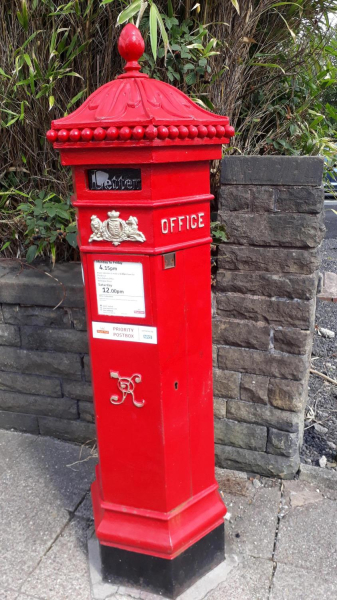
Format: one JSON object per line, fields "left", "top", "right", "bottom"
{"left": 18, "top": 191, "right": 77, "bottom": 265}
{"left": 1, "top": 0, "right": 336, "bottom": 261}
{"left": 210, "top": 220, "right": 227, "bottom": 245}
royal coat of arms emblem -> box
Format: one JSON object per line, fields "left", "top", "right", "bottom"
{"left": 88, "top": 210, "right": 146, "bottom": 246}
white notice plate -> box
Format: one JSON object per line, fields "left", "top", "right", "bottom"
{"left": 94, "top": 260, "right": 145, "bottom": 318}
{"left": 92, "top": 322, "right": 157, "bottom": 344}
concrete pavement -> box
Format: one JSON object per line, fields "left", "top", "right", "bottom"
{"left": 0, "top": 430, "right": 336, "bottom": 600}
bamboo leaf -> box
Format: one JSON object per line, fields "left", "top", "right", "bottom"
{"left": 116, "top": 0, "right": 142, "bottom": 25}
{"left": 150, "top": 4, "right": 158, "bottom": 61}
{"left": 66, "top": 89, "right": 86, "bottom": 111}
{"left": 270, "top": 2, "right": 303, "bottom": 10}
{"left": 275, "top": 11, "right": 296, "bottom": 41}
{"left": 229, "top": 0, "right": 240, "bottom": 15}
{"left": 0, "top": 68, "right": 10, "bottom": 79}
{"left": 252, "top": 62, "right": 286, "bottom": 74}
{"left": 153, "top": 5, "right": 170, "bottom": 60}
{"left": 0, "top": 241, "right": 11, "bottom": 252}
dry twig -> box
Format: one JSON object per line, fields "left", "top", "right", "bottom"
{"left": 310, "top": 368, "right": 337, "bottom": 386}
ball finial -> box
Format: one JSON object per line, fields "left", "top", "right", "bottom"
{"left": 118, "top": 24, "right": 145, "bottom": 75}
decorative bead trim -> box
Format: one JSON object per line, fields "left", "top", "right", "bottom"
{"left": 46, "top": 123, "right": 235, "bottom": 144}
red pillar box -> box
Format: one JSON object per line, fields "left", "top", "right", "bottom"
{"left": 47, "top": 24, "right": 234, "bottom": 598}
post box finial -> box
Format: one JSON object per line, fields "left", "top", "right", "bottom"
{"left": 118, "top": 23, "right": 145, "bottom": 77}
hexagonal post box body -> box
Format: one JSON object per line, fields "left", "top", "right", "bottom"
{"left": 47, "top": 24, "right": 234, "bottom": 598}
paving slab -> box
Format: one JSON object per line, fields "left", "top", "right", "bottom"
{"left": 223, "top": 483, "right": 281, "bottom": 559}
{"left": 0, "top": 434, "right": 96, "bottom": 591}
{"left": 2, "top": 590, "right": 19, "bottom": 600}
{"left": 0, "top": 429, "right": 38, "bottom": 476}
{"left": 270, "top": 562, "right": 337, "bottom": 599}
{"left": 16, "top": 595, "right": 43, "bottom": 600}
{"left": 76, "top": 491, "right": 94, "bottom": 521}
{"left": 0, "top": 468, "right": 69, "bottom": 591}
{"left": 22, "top": 518, "right": 91, "bottom": 600}
{"left": 275, "top": 481, "right": 337, "bottom": 575}
{"left": 2, "top": 431, "right": 337, "bottom": 600}
{"left": 8, "top": 434, "right": 97, "bottom": 512}
{"left": 204, "top": 556, "right": 273, "bottom": 600}
{"left": 299, "top": 463, "right": 337, "bottom": 493}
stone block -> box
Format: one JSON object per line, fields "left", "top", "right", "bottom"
{"left": 275, "top": 186, "right": 324, "bottom": 214}
{"left": 218, "top": 346, "right": 308, "bottom": 381}
{"left": 79, "top": 401, "right": 95, "bottom": 423}
{"left": 71, "top": 308, "right": 87, "bottom": 331}
{"left": 21, "top": 326, "right": 88, "bottom": 354}
{"left": 217, "top": 271, "right": 317, "bottom": 301}
{"left": 214, "top": 397, "right": 227, "bottom": 419}
{"left": 84, "top": 355, "right": 91, "bottom": 382}
{"left": 213, "top": 369, "right": 239, "bottom": 398}
{"left": 241, "top": 374, "right": 268, "bottom": 404}
{"left": 215, "top": 444, "right": 300, "bottom": 478}
{"left": 250, "top": 186, "right": 275, "bottom": 212}
{"left": 2, "top": 305, "right": 71, "bottom": 328}
{"left": 0, "top": 324, "right": 20, "bottom": 347}
{"left": 219, "top": 212, "right": 325, "bottom": 248}
{"left": 0, "top": 410, "right": 39, "bottom": 434}
{"left": 0, "top": 391, "right": 77, "bottom": 420}
{"left": 217, "top": 245, "right": 320, "bottom": 275}
{"left": 214, "top": 417, "right": 267, "bottom": 452}
{"left": 0, "top": 263, "right": 85, "bottom": 308}
{"left": 0, "top": 371, "right": 62, "bottom": 397}
{"left": 220, "top": 156, "right": 324, "bottom": 186}
{"left": 212, "top": 344, "right": 218, "bottom": 367}
{"left": 217, "top": 293, "right": 315, "bottom": 329}
{"left": 273, "top": 328, "right": 312, "bottom": 355}
{"left": 38, "top": 416, "right": 96, "bottom": 444}
{"left": 218, "top": 186, "right": 274, "bottom": 212}
{"left": 218, "top": 185, "right": 250, "bottom": 211}
{"left": 63, "top": 380, "right": 93, "bottom": 402}
{"left": 267, "top": 428, "right": 299, "bottom": 457}
{"left": 268, "top": 378, "right": 305, "bottom": 412}
{"left": 227, "top": 400, "right": 301, "bottom": 432}
{"left": 212, "top": 318, "right": 270, "bottom": 350}
{"left": 0, "top": 346, "right": 82, "bottom": 380}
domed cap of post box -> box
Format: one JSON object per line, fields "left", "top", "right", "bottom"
{"left": 46, "top": 24, "right": 234, "bottom": 146}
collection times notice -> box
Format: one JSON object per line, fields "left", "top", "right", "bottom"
{"left": 94, "top": 260, "right": 145, "bottom": 318}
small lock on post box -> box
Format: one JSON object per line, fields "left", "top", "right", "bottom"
{"left": 47, "top": 23, "right": 235, "bottom": 599}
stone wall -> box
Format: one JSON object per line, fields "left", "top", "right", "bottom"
{"left": 0, "top": 156, "right": 325, "bottom": 479}
{"left": 0, "top": 263, "right": 95, "bottom": 443}
{"left": 213, "top": 156, "right": 325, "bottom": 478}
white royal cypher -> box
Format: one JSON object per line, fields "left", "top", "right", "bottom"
{"left": 161, "top": 212, "right": 205, "bottom": 234}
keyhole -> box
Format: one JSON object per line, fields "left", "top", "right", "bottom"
{"left": 174, "top": 382, "right": 178, "bottom": 390}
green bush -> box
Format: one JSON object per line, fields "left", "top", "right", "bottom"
{"left": 1, "top": 1, "right": 336, "bottom": 262}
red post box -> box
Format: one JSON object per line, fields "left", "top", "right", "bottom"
{"left": 47, "top": 24, "right": 234, "bottom": 598}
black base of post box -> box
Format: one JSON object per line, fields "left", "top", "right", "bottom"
{"left": 100, "top": 523, "right": 225, "bottom": 599}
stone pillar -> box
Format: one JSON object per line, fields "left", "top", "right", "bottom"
{"left": 213, "top": 156, "right": 325, "bottom": 478}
